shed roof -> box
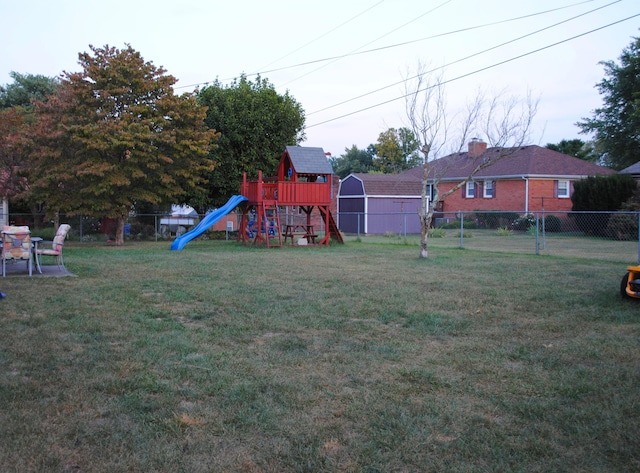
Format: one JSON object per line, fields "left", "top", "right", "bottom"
{"left": 285, "top": 146, "right": 333, "bottom": 175}
{"left": 347, "top": 173, "right": 423, "bottom": 196}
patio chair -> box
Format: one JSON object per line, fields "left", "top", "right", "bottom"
{"left": 1, "top": 226, "right": 33, "bottom": 277}
{"left": 35, "top": 224, "right": 71, "bottom": 271}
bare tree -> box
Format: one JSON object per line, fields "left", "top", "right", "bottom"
{"left": 405, "top": 64, "right": 537, "bottom": 258}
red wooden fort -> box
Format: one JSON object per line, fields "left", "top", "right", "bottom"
{"left": 238, "top": 146, "right": 343, "bottom": 247}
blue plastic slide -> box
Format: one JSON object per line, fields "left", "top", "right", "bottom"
{"left": 170, "top": 195, "right": 247, "bottom": 250}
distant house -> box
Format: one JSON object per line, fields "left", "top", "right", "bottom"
{"left": 619, "top": 161, "right": 640, "bottom": 182}
{"left": 337, "top": 140, "right": 616, "bottom": 234}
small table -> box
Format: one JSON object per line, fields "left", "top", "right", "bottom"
{"left": 31, "top": 237, "right": 43, "bottom": 274}
{"left": 283, "top": 225, "right": 317, "bottom": 245}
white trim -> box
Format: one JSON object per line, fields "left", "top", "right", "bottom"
{"left": 465, "top": 181, "right": 475, "bottom": 198}
{"left": 483, "top": 180, "right": 493, "bottom": 198}
{"left": 557, "top": 179, "right": 570, "bottom": 198}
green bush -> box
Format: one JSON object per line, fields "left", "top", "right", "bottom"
{"left": 543, "top": 215, "right": 562, "bottom": 232}
{"left": 511, "top": 213, "right": 535, "bottom": 231}
{"left": 606, "top": 213, "right": 638, "bottom": 240}
{"left": 474, "top": 212, "right": 520, "bottom": 229}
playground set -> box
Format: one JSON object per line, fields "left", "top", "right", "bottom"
{"left": 171, "top": 146, "right": 343, "bottom": 250}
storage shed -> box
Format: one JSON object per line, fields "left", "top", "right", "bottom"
{"left": 338, "top": 174, "right": 423, "bottom": 234}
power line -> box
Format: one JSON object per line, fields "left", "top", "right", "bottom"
{"left": 176, "top": 0, "right": 602, "bottom": 90}
{"left": 307, "top": 0, "right": 621, "bottom": 116}
{"left": 278, "top": 0, "right": 454, "bottom": 88}
{"left": 306, "top": 13, "right": 640, "bottom": 129}
{"left": 256, "top": 0, "right": 385, "bottom": 72}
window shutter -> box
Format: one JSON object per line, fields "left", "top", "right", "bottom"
{"left": 462, "top": 184, "right": 466, "bottom": 199}
{"left": 553, "top": 180, "right": 558, "bottom": 198}
{"left": 569, "top": 181, "right": 574, "bottom": 196}
{"left": 477, "top": 181, "right": 483, "bottom": 198}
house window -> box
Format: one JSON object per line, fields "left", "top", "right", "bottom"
{"left": 483, "top": 180, "right": 494, "bottom": 198}
{"left": 557, "top": 180, "right": 570, "bottom": 198}
{"left": 465, "top": 181, "right": 475, "bottom": 198}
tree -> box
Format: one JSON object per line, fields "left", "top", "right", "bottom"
{"left": 0, "top": 72, "right": 59, "bottom": 223}
{"left": 330, "top": 144, "right": 375, "bottom": 178}
{"left": 27, "top": 44, "right": 217, "bottom": 245}
{"left": 577, "top": 35, "right": 640, "bottom": 170}
{"left": 0, "top": 108, "right": 30, "bottom": 199}
{"left": 545, "top": 138, "right": 600, "bottom": 163}
{"left": 0, "top": 72, "right": 59, "bottom": 109}
{"left": 373, "top": 127, "right": 421, "bottom": 173}
{"left": 405, "top": 66, "right": 537, "bottom": 258}
{"left": 196, "top": 75, "right": 305, "bottom": 209}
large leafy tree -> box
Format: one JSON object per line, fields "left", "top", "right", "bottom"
{"left": 28, "top": 44, "right": 217, "bottom": 245}
{"left": 578, "top": 35, "right": 640, "bottom": 170}
{"left": 196, "top": 75, "right": 305, "bottom": 209}
{"left": 0, "top": 108, "right": 30, "bottom": 199}
{"left": 373, "top": 127, "right": 421, "bottom": 173}
{"left": 0, "top": 72, "right": 58, "bottom": 220}
{"left": 330, "top": 144, "right": 375, "bottom": 178}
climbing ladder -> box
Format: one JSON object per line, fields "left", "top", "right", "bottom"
{"left": 251, "top": 203, "right": 282, "bottom": 248}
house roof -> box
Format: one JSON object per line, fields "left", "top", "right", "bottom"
{"left": 620, "top": 161, "right": 640, "bottom": 175}
{"left": 398, "top": 145, "right": 615, "bottom": 181}
{"left": 285, "top": 146, "right": 333, "bottom": 175}
{"left": 347, "top": 173, "right": 423, "bottom": 196}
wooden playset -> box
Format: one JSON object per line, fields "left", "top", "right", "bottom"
{"left": 238, "top": 146, "right": 343, "bottom": 247}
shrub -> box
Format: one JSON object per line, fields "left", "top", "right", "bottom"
{"left": 511, "top": 213, "right": 535, "bottom": 231}
{"left": 543, "top": 215, "right": 562, "bottom": 232}
{"left": 606, "top": 213, "right": 638, "bottom": 240}
{"left": 496, "top": 226, "right": 513, "bottom": 236}
{"left": 474, "top": 212, "right": 520, "bottom": 229}
{"left": 428, "top": 228, "right": 446, "bottom": 238}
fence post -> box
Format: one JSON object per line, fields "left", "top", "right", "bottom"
{"left": 459, "top": 212, "right": 464, "bottom": 249}
{"left": 535, "top": 214, "right": 540, "bottom": 255}
{"left": 403, "top": 213, "right": 407, "bottom": 244}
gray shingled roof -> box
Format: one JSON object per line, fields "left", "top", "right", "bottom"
{"left": 398, "top": 145, "right": 615, "bottom": 181}
{"left": 285, "top": 146, "right": 333, "bottom": 175}
{"left": 349, "top": 173, "right": 423, "bottom": 196}
{"left": 620, "top": 161, "right": 640, "bottom": 175}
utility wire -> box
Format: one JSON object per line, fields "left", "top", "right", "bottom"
{"left": 176, "top": 0, "right": 602, "bottom": 90}
{"left": 306, "top": 13, "right": 640, "bottom": 129}
{"left": 256, "top": 0, "right": 385, "bottom": 72}
{"left": 308, "top": 0, "right": 621, "bottom": 116}
{"left": 278, "top": 0, "right": 454, "bottom": 87}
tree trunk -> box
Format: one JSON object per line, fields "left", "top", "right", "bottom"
{"left": 115, "top": 217, "right": 126, "bottom": 246}
{"left": 419, "top": 163, "right": 430, "bottom": 258}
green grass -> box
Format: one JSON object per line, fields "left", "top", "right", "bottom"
{"left": 0, "top": 239, "right": 639, "bottom": 472}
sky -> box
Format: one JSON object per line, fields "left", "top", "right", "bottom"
{"left": 1, "top": 0, "right": 638, "bottom": 158}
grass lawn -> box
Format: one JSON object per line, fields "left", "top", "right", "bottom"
{"left": 0, "top": 239, "right": 638, "bottom": 472}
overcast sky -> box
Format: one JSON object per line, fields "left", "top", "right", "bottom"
{"left": 1, "top": 0, "right": 638, "bottom": 157}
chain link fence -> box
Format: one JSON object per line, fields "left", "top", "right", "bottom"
{"left": 5, "top": 209, "right": 640, "bottom": 262}
{"left": 338, "top": 210, "right": 640, "bottom": 263}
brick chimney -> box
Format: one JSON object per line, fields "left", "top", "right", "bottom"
{"left": 468, "top": 138, "right": 487, "bottom": 158}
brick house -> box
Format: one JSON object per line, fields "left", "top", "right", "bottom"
{"left": 338, "top": 140, "right": 615, "bottom": 234}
